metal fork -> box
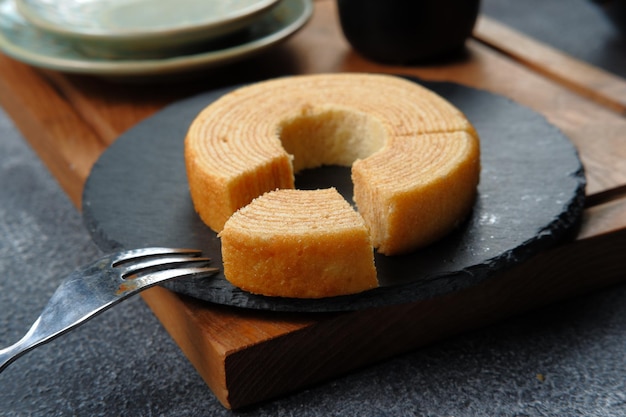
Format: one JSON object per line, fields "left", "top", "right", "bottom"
{"left": 0, "top": 247, "right": 218, "bottom": 374}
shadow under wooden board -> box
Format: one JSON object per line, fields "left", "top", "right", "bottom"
{"left": 82, "top": 76, "right": 586, "bottom": 313}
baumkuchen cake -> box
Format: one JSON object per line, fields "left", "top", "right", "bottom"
{"left": 220, "top": 188, "right": 378, "bottom": 298}
{"left": 185, "top": 73, "right": 481, "bottom": 297}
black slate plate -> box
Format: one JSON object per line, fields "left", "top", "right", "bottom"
{"left": 82, "top": 77, "right": 586, "bottom": 312}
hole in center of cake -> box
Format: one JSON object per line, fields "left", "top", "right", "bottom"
{"left": 295, "top": 165, "right": 355, "bottom": 207}
{"left": 278, "top": 107, "right": 387, "bottom": 173}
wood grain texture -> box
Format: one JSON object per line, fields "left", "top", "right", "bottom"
{"left": 579, "top": 197, "right": 626, "bottom": 239}
{"left": 474, "top": 16, "right": 626, "bottom": 116}
{"left": 1, "top": 0, "right": 625, "bottom": 409}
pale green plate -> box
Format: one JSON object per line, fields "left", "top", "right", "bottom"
{"left": 0, "top": 0, "right": 312, "bottom": 77}
{"left": 15, "top": 0, "right": 280, "bottom": 57}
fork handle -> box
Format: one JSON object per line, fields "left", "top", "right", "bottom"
{"left": 0, "top": 285, "right": 130, "bottom": 375}
{"left": 0, "top": 318, "right": 43, "bottom": 373}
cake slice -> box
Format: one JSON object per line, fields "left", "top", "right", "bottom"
{"left": 219, "top": 188, "right": 378, "bottom": 298}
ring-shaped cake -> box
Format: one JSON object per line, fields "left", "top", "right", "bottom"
{"left": 185, "top": 73, "right": 481, "bottom": 298}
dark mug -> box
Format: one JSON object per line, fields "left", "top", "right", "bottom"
{"left": 337, "top": 0, "right": 481, "bottom": 64}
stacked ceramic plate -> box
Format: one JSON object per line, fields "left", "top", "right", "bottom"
{"left": 0, "top": 0, "right": 312, "bottom": 78}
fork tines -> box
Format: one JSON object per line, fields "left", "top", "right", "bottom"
{"left": 112, "top": 248, "right": 218, "bottom": 281}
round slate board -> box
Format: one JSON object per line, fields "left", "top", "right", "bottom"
{"left": 82, "top": 77, "right": 586, "bottom": 312}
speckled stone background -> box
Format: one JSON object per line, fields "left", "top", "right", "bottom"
{"left": 2, "top": 0, "right": 626, "bottom": 415}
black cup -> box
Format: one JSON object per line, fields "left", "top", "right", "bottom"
{"left": 337, "top": 0, "right": 481, "bottom": 64}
